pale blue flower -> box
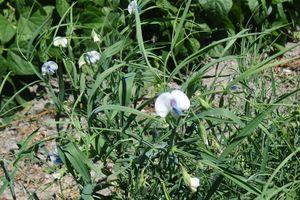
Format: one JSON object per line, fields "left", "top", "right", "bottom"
{"left": 85, "top": 51, "right": 101, "bottom": 64}
{"left": 47, "top": 153, "right": 63, "bottom": 165}
{"left": 155, "top": 90, "right": 190, "bottom": 117}
{"left": 78, "top": 51, "right": 101, "bottom": 67}
{"left": 230, "top": 85, "right": 238, "bottom": 91}
{"left": 228, "top": 76, "right": 238, "bottom": 91}
{"left": 41, "top": 61, "right": 58, "bottom": 75}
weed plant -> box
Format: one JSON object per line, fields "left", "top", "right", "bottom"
{"left": 0, "top": 1, "right": 299, "bottom": 199}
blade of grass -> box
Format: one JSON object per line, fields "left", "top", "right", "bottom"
{"left": 91, "top": 105, "right": 159, "bottom": 122}
{"left": 0, "top": 71, "right": 12, "bottom": 94}
{"left": 134, "top": 6, "right": 160, "bottom": 80}
{"left": 183, "top": 108, "right": 245, "bottom": 127}
{"left": 0, "top": 160, "right": 16, "bottom": 200}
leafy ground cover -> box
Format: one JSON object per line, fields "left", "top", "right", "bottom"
{"left": 0, "top": 0, "right": 300, "bottom": 199}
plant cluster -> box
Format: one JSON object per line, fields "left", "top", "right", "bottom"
{"left": 0, "top": 0, "right": 299, "bottom": 199}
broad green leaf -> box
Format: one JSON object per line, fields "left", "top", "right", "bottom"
{"left": 188, "top": 38, "right": 200, "bottom": 52}
{"left": 7, "top": 51, "right": 37, "bottom": 75}
{"left": 248, "top": 0, "right": 268, "bottom": 23}
{"left": 199, "top": 0, "right": 233, "bottom": 19}
{"left": 0, "top": 14, "right": 16, "bottom": 43}
{"left": 156, "top": 0, "right": 178, "bottom": 13}
{"left": 56, "top": 0, "right": 70, "bottom": 18}
{"left": 276, "top": 3, "right": 288, "bottom": 23}
{"left": 17, "top": 6, "right": 54, "bottom": 41}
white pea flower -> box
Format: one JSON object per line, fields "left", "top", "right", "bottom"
{"left": 189, "top": 177, "right": 200, "bottom": 192}
{"left": 52, "top": 172, "right": 61, "bottom": 179}
{"left": 181, "top": 165, "right": 200, "bottom": 193}
{"left": 128, "top": 0, "right": 139, "bottom": 14}
{"left": 78, "top": 55, "right": 86, "bottom": 68}
{"left": 78, "top": 50, "right": 101, "bottom": 67}
{"left": 155, "top": 90, "right": 190, "bottom": 117}
{"left": 53, "top": 36, "right": 67, "bottom": 48}
{"left": 91, "top": 30, "right": 101, "bottom": 42}
{"left": 41, "top": 61, "right": 58, "bottom": 75}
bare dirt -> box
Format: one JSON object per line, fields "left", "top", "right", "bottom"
{"left": 0, "top": 88, "right": 80, "bottom": 199}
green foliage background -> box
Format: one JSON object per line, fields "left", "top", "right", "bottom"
{"left": 0, "top": 0, "right": 299, "bottom": 76}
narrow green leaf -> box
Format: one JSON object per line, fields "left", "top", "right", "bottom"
{"left": 63, "top": 143, "right": 91, "bottom": 183}
{"left": 171, "top": 0, "right": 192, "bottom": 51}
{"left": 134, "top": 5, "right": 160, "bottom": 79}
{"left": 81, "top": 184, "right": 94, "bottom": 200}
{"left": 88, "top": 63, "right": 124, "bottom": 104}
{"left": 184, "top": 108, "right": 245, "bottom": 127}
{"left": 221, "top": 89, "right": 300, "bottom": 158}
{"left": 119, "top": 73, "right": 135, "bottom": 107}
{"left": 92, "top": 105, "right": 159, "bottom": 121}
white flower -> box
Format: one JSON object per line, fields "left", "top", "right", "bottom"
{"left": 52, "top": 172, "right": 62, "bottom": 180}
{"left": 53, "top": 36, "right": 67, "bottom": 48}
{"left": 155, "top": 90, "right": 190, "bottom": 117}
{"left": 189, "top": 177, "right": 200, "bottom": 192}
{"left": 41, "top": 61, "right": 58, "bottom": 75}
{"left": 91, "top": 30, "right": 101, "bottom": 42}
{"left": 78, "top": 55, "right": 86, "bottom": 68}
{"left": 128, "top": 0, "right": 138, "bottom": 14}
{"left": 181, "top": 165, "right": 200, "bottom": 193}
{"left": 78, "top": 51, "right": 101, "bottom": 67}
